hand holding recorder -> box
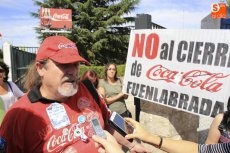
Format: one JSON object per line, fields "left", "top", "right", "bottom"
{"left": 90, "top": 118, "right": 107, "bottom": 139}
{"left": 92, "top": 131, "right": 123, "bottom": 153}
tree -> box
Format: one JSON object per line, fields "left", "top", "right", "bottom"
{"left": 32, "top": 0, "right": 139, "bottom": 65}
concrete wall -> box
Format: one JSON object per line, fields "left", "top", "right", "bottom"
{"left": 139, "top": 100, "right": 199, "bottom": 152}
{"left": 200, "top": 10, "right": 230, "bottom": 29}
{"left": 126, "top": 96, "right": 205, "bottom": 153}
{"left": 2, "top": 42, "right": 12, "bottom": 81}
{"left": 201, "top": 14, "right": 221, "bottom": 29}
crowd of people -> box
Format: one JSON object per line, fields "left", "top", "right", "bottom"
{"left": 0, "top": 35, "right": 229, "bottom": 153}
{"left": 0, "top": 36, "right": 148, "bottom": 153}
{"left": 93, "top": 118, "right": 230, "bottom": 153}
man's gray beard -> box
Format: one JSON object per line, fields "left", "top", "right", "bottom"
{"left": 58, "top": 84, "right": 78, "bottom": 97}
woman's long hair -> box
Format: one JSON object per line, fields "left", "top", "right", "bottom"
{"left": 223, "top": 97, "right": 230, "bottom": 129}
{"left": 23, "top": 61, "right": 41, "bottom": 91}
{"left": 0, "top": 60, "right": 9, "bottom": 82}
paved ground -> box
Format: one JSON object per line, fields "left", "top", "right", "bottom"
{"left": 123, "top": 95, "right": 135, "bottom": 153}
{"left": 125, "top": 95, "right": 136, "bottom": 120}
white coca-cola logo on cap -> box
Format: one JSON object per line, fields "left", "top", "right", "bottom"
{"left": 58, "top": 43, "right": 77, "bottom": 50}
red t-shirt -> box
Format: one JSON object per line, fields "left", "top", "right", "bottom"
{"left": 0, "top": 82, "right": 109, "bottom": 153}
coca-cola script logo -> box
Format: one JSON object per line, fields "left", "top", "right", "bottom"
{"left": 58, "top": 43, "right": 77, "bottom": 50}
{"left": 46, "top": 124, "right": 79, "bottom": 152}
{"left": 146, "top": 64, "right": 230, "bottom": 92}
{"left": 53, "top": 13, "right": 70, "bottom": 21}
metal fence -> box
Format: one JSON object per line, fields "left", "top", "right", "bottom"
{"left": 3, "top": 44, "right": 37, "bottom": 91}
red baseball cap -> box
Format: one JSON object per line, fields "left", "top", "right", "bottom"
{"left": 36, "top": 36, "right": 90, "bottom": 65}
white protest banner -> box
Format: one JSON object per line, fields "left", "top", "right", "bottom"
{"left": 123, "top": 29, "right": 230, "bottom": 118}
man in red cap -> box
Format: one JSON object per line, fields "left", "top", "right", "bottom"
{"left": 0, "top": 36, "right": 149, "bottom": 153}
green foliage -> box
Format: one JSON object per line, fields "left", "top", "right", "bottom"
{"left": 116, "top": 64, "right": 126, "bottom": 76}
{"left": 79, "top": 64, "right": 126, "bottom": 79}
{"left": 32, "top": 0, "right": 139, "bottom": 65}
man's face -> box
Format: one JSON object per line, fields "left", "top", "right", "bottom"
{"left": 37, "top": 59, "right": 80, "bottom": 100}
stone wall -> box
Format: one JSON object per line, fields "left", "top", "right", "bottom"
{"left": 137, "top": 100, "right": 199, "bottom": 153}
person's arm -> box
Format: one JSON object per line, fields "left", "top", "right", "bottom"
{"left": 92, "top": 130, "right": 230, "bottom": 153}
{"left": 125, "top": 118, "right": 198, "bottom": 153}
{"left": 205, "top": 113, "right": 223, "bottom": 144}
{"left": 105, "top": 92, "right": 127, "bottom": 104}
{"left": 97, "top": 86, "right": 105, "bottom": 98}
{"left": 98, "top": 86, "right": 127, "bottom": 105}
{"left": 157, "top": 138, "right": 198, "bottom": 153}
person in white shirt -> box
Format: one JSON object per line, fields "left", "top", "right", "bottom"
{"left": 0, "top": 61, "right": 24, "bottom": 112}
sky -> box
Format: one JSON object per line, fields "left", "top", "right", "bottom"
{"left": 0, "top": 0, "right": 221, "bottom": 48}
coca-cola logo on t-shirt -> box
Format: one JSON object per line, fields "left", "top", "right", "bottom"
{"left": 46, "top": 124, "right": 79, "bottom": 152}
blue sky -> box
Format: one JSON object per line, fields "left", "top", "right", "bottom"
{"left": 0, "top": 0, "right": 219, "bottom": 47}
